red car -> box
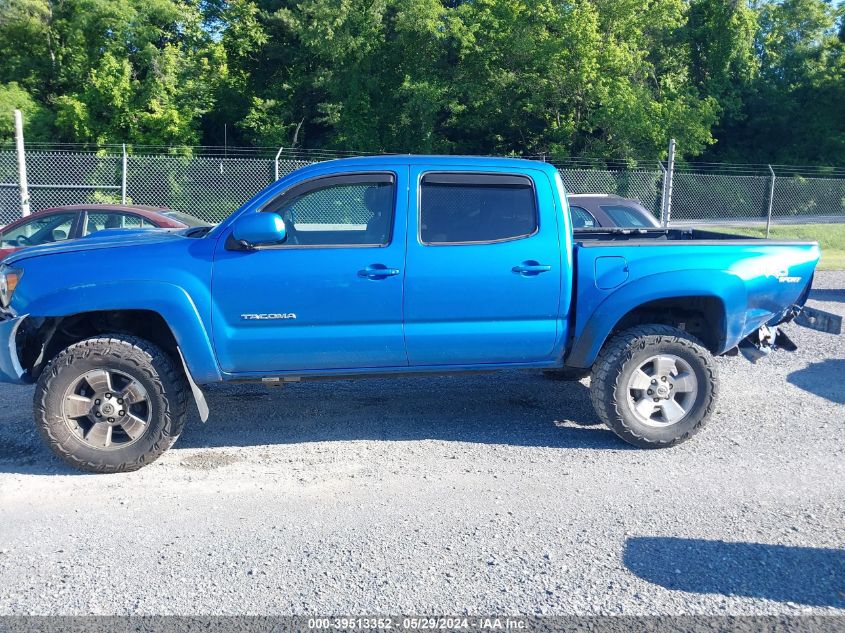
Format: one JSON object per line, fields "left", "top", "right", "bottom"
{"left": 0, "top": 204, "right": 210, "bottom": 260}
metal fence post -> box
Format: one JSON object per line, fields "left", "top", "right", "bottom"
{"left": 765, "top": 165, "right": 775, "bottom": 238}
{"left": 121, "top": 144, "right": 128, "bottom": 204}
{"left": 274, "top": 147, "right": 284, "bottom": 182}
{"left": 663, "top": 138, "right": 676, "bottom": 227}
{"left": 658, "top": 162, "right": 668, "bottom": 225}
{"left": 14, "top": 109, "right": 30, "bottom": 217}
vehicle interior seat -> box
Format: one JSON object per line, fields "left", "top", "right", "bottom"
{"left": 104, "top": 215, "right": 123, "bottom": 229}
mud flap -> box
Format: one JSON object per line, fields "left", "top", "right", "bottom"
{"left": 177, "top": 347, "right": 209, "bottom": 422}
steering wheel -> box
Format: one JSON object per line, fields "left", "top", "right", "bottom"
{"left": 15, "top": 234, "right": 30, "bottom": 246}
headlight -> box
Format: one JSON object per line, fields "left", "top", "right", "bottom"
{"left": 0, "top": 264, "right": 23, "bottom": 308}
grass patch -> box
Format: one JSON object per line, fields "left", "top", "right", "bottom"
{"left": 712, "top": 223, "right": 845, "bottom": 270}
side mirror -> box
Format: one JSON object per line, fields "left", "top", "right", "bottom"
{"left": 231, "top": 213, "right": 286, "bottom": 248}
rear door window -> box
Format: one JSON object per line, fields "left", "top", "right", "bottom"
{"left": 419, "top": 173, "right": 537, "bottom": 245}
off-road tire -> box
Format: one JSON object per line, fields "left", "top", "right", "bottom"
{"left": 34, "top": 335, "right": 188, "bottom": 473}
{"left": 590, "top": 325, "right": 718, "bottom": 448}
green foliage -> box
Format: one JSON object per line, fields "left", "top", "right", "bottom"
{"left": 0, "top": 81, "right": 52, "bottom": 141}
{"left": 1, "top": 0, "right": 224, "bottom": 146}
{"left": 0, "top": 0, "right": 842, "bottom": 164}
{"left": 724, "top": 223, "right": 845, "bottom": 270}
{"left": 709, "top": 0, "right": 845, "bottom": 164}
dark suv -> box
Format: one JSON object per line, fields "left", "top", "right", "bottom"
{"left": 568, "top": 194, "right": 661, "bottom": 229}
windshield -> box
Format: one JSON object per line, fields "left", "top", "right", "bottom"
{"left": 0, "top": 213, "right": 76, "bottom": 248}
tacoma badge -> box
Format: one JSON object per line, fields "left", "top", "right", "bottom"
{"left": 240, "top": 313, "right": 297, "bottom": 320}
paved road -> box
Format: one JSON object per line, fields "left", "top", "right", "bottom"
{"left": 0, "top": 273, "right": 843, "bottom": 616}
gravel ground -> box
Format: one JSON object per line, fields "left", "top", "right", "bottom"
{"left": 0, "top": 272, "right": 843, "bottom": 616}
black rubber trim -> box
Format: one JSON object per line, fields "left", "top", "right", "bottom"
{"left": 421, "top": 173, "right": 532, "bottom": 187}
{"left": 261, "top": 172, "right": 396, "bottom": 215}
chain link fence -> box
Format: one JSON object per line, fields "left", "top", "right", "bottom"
{"left": 1, "top": 146, "right": 844, "bottom": 228}
{"left": 557, "top": 166, "right": 665, "bottom": 220}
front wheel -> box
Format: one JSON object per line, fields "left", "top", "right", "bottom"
{"left": 590, "top": 325, "right": 718, "bottom": 448}
{"left": 34, "top": 335, "right": 188, "bottom": 473}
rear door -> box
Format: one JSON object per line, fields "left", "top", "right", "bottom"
{"left": 404, "top": 167, "right": 563, "bottom": 366}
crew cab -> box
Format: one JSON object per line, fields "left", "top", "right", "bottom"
{"left": 0, "top": 156, "right": 836, "bottom": 473}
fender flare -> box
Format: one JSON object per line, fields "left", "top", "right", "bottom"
{"left": 24, "top": 280, "right": 221, "bottom": 383}
{"left": 565, "top": 270, "right": 748, "bottom": 368}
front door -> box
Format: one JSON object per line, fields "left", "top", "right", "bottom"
{"left": 212, "top": 168, "right": 409, "bottom": 374}
{"left": 403, "top": 167, "right": 563, "bottom": 366}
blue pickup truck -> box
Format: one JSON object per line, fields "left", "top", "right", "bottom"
{"left": 0, "top": 156, "right": 836, "bottom": 473}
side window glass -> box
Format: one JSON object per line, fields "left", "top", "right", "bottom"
{"left": 121, "top": 215, "right": 144, "bottom": 229}
{"left": 420, "top": 173, "right": 537, "bottom": 245}
{"left": 84, "top": 212, "right": 138, "bottom": 235}
{"left": 266, "top": 176, "right": 396, "bottom": 247}
{"left": 600, "top": 204, "right": 652, "bottom": 228}
{"left": 570, "top": 205, "right": 598, "bottom": 229}
{"left": 0, "top": 213, "right": 75, "bottom": 247}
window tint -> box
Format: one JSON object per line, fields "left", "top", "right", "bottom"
{"left": 600, "top": 204, "right": 657, "bottom": 228}
{"left": 268, "top": 177, "right": 395, "bottom": 246}
{"left": 420, "top": 173, "right": 537, "bottom": 244}
{"left": 84, "top": 212, "right": 152, "bottom": 235}
{"left": 570, "top": 205, "right": 598, "bottom": 229}
{"left": 0, "top": 213, "right": 75, "bottom": 247}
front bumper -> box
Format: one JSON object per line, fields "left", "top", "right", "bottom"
{"left": 0, "top": 314, "right": 29, "bottom": 384}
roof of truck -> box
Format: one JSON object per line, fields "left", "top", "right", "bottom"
{"left": 301, "top": 154, "right": 556, "bottom": 171}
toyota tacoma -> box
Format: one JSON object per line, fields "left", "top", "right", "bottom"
{"left": 0, "top": 156, "right": 838, "bottom": 472}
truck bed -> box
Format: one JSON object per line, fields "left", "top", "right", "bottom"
{"left": 566, "top": 228, "right": 821, "bottom": 368}
{"left": 574, "top": 227, "right": 798, "bottom": 243}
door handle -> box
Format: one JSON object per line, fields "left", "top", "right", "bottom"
{"left": 358, "top": 264, "right": 400, "bottom": 280}
{"left": 512, "top": 261, "right": 552, "bottom": 276}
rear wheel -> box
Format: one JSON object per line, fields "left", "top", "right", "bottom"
{"left": 590, "top": 325, "right": 718, "bottom": 448}
{"left": 34, "top": 335, "right": 188, "bottom": 473}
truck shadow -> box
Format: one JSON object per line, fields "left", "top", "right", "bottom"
{"left": 624, "top": 536, "right": 845, "bottom": 608}
{"left": 177, "top": 372, "right": 628, "bottom": 451}
{"left": 787, "top": 359, "right": 845, "bottom": 404}
{"left": 0, "top": 372, "right": 632, "bottom": 474}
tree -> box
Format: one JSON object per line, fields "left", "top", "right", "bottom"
{"left": 223, "top": 0, "right": 724, "bottom": 161}
{"left": 1, "top": 0, "right": 843, "bottom": 165}
{"left": 0, "top": 82, "right": 52, "bottom": 142}
{"left": 0, "top": 0, "right": 225, "bottom": 146}
{"left": 706, "top": 0, "right": 845, "bottom": 163}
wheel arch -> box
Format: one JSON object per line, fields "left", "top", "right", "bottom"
{"left": 17, "top": 281, "right": 220, "bottom": 383}
{"left": 565, "top": 270, "right": 747, "bottom": 368}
